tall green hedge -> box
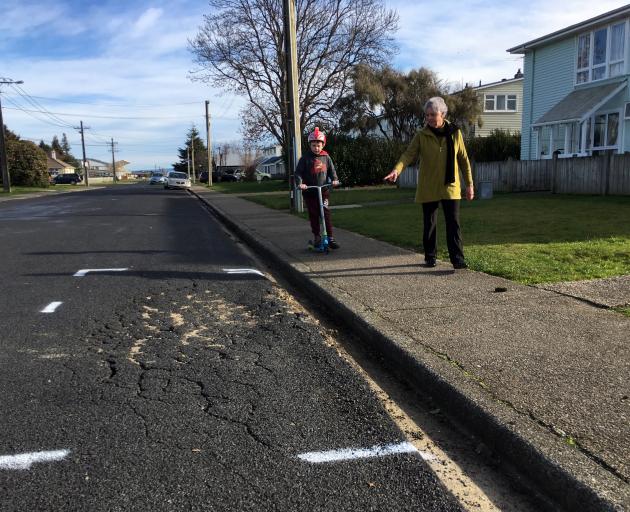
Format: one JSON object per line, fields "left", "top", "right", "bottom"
{"left": 323, "top": 134, "right": 406, "bottom": 186}
{"left": 466, "top": 129, "right": 521, "bottom": 163}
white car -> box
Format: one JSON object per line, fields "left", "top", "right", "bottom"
{"left": 164, "top": 171, "right": 191, "bottom": 190}
{"left": 149, "top": 174, "right": 167, "bottom": 185}
{"left": 255, "top": 170, "right": 272, "bottom": 182}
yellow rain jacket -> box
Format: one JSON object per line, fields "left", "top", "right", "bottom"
{"left": 393, "top": 122, "right": 473, "bottom": 203}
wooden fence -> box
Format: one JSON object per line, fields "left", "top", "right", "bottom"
{"left": 398, "top": 153, "right": 630, "bottom": 196}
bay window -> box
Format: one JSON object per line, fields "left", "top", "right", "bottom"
{"left": 576, "top": 21, "right": 626, "bottom": 83}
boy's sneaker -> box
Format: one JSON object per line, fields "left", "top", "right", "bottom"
{"left": 328, "top": 238, "right": 340, "bottom": 249}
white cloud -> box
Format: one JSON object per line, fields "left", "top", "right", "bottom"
{"left": 132, "top": 7, "right": 164, "bottom": 36}
{"left": 387, "top": 0, "right": 627, "bottom": 86}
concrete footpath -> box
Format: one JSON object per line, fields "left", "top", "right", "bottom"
{"left": 190, "top": 186, "right": 629, "bottom": 511}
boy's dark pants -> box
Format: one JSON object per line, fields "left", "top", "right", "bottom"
{"left": 303, "top": 190, "right": 333, "bottom": 239}
{"left": 422, "top": 199, "right": 465, "bottom": 264}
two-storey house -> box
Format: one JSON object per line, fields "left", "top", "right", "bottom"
{"left": 467, "top": 70, "right": 524, "bottom": 137}
{"left": 509, "top": 5, "right": 630, "bottom": 160}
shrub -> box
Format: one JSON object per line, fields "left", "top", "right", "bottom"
{"left": 466, "top": 129, "right": 521, "bottom": 163}
{"left": 322, "top": 134, "right": 406, "bottom": 186}
{"left": 4, "top": 139, "right": 49, "bottom": 187}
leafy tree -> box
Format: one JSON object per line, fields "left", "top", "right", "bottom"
{"left": 51, "top": 135, "right": 63, "bottom": 156}
{"left": 337, "top": 65, "right": 481, "bottom": 141}
{"left": 41, "top": 133, "right": 80, "bottom": 169}
{"left": 172, "top": 125, "right": 208, "bottom": 175}
{"left": 4, "top": 125, "right": 20, "bottom": 142}
{"left": 189, "top": 0, "right": 398, "bottom": 154}
{"left": 5, "top": 139, "right": 49, "bottom": 187}
{"left": 446, "top": 86, "right": 482, "bottom": 138}
{"left": 337, "top": 65, "right": 443, "bottom": 141}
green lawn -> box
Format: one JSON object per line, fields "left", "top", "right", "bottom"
{"left": 247, "top": 185, "right": 414, "bottom": 210}
{"left": 209, "top": 180, "right": 288, "bottom": 194}
{"left": 0, "top": 185, "right": 81, "bottom": 195}
{"left": 245, "top": 191, "right": 630, "bottom": 285}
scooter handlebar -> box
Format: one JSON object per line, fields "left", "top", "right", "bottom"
{"left": 301, "top": 182, "right": 340, "bottom": 190}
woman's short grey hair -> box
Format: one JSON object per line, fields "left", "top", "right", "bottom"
{"left": 424, "top": 96, "right": 448, "bottom": 115}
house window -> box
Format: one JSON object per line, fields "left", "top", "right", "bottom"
{"left": 576, "top": 22, "right": 626, "bottom": 84}
{"left": 484, "top": 94, "right": 517, "bottom": 112}
{"left": 589, "top": 112, "right": 619, "bottom": 150}
{"left": 539, "top": 125, "right": 551, "bottom": 157}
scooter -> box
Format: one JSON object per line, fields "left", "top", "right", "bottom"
{"left": 304, "top": 182, "right": 333, "bottom": 253}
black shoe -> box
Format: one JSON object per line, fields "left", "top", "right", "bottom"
{"left": 328, "top": 238, "right": 340, "bottom": 250}
{"left": 453, "top": 261, "right": 468, "bottom": 269}
{"left": 425, "top": 257, "right": 437, "bottom": 267}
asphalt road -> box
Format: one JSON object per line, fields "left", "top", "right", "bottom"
{"left": 0, "top": 186, "right": 462, "bottom": 511}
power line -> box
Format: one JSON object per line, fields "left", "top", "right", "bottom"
{"left": 11, "top": 95, "right": 205, "bottom": 109}
{"left": 3, "top": 105, "right": 208, "bottom": 121}
{"left": 10, "top": 84, "right": 76, "bottom": 128}
{"left": 3, "top": 97, "right": 74, "bottom": 129}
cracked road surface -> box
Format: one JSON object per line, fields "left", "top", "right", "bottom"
{"left": 0, "top": 187, "right": 462, "bottom": 511}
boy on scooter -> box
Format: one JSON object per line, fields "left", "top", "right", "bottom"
{"left": 296, "top": 127, "right": 340, "bottom": 249}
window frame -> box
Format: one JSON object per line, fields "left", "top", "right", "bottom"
{"left": 483, "top": 93, "right": 518, "bottom": 113}
{"left": 575, "top": 20, "right": 627, "bottom": 85}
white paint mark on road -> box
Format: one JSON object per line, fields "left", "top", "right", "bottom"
{"left": 0, "top": 449, "right": 70, "bottom": 470}
{"left": 222, "top": 268, "right": 265, "bottom": 277}
{"left": 298, "top": 441, "right": 433, "bottom": 464}
{"left": 73, "top": 268, "right": 128, "bottom": 277}
{"left": 40, "top": 302, "right": 63, "bottom": 313}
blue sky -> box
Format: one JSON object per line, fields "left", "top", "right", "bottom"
{"left": 1, "top": 0, "right": 626, "bottom": 170}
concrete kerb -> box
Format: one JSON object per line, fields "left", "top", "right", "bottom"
{"left": 190, "top": 189, "right": 623, "bottom": 512}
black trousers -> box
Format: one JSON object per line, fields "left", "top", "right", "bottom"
{"left": 422, "top": 199, "right": 465, "bottom": 264}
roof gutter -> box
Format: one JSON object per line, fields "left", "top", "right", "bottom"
{"left": 507, "top": 5, "right": 630, "bottom": 54}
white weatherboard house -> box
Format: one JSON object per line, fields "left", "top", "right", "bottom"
{"left": 509, "top": 5, "right": 630, "bottom": 160}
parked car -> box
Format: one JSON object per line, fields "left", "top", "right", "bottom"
{"left": 52, "top": 173, "right": 82, "bottom": 185}
{"left": 198, "top": 171, "right": 209, "bottom": 183}
{"left": 255, "top": 170, "right": 272, "bottom": 182}
{"left": 220, "top": 172, "right": 240, "bottom": 182}
{"left": 164, "top": 171, "right": 191, "bottom": 190}
{"left": 149, "top": 174, "right": 167, "bottom": 185}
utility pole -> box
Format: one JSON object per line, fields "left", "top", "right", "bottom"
{"left": 283, "top": 0, "right": 302, "bottom": 212}
{"left": 109, "top": 138, "right": 117, "bottom": 183}
{"left": 0, "top": 78, "right": 24, "bottom": 193}
{"left": 187, "top": 146, "right": 191, "bottom": 180}
{"left": 76, "top": 121, "right": 90, "bottom": 187}
{"left": 191, "top": 138, "right": 196, "bottom": 182}
{"left": 205, "top": 100, "right": 213, "bottom": 187}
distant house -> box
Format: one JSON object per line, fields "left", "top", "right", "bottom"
{"left": 84, "top": 158, "right": 111, "bottom": 177}
{"left": 46, "top": 151, "right": 75, "bottom": 177}
{"left": 508, "top": 5, "right": 630, "bottom": 160}
{"left": 465, "top": 70, "right": 524, "bottom": 137}
{"left": 215, "top": 145, "right": 260, "bottom": 176}
{"left": 257, "top": 145, "right": 286, "bottom": 178}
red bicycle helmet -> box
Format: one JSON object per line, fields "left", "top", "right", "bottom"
{"left": 308, "top": 127, "right": 326, "bottom": 145}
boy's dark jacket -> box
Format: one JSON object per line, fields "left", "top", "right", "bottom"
{"left": 295, "top": 149, "right": 338, "bottom": 195}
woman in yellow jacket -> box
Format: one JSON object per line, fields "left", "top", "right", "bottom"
{"left": 384, "top": 96, "right": 474, "bottom": 269}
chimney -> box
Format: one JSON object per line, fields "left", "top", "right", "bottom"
{"left": 51, "top": 150, "right": 56, "bottom": 159}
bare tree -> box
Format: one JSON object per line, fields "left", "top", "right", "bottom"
{"left": 189, "top": 0, "right": 398, "bottom": 149}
